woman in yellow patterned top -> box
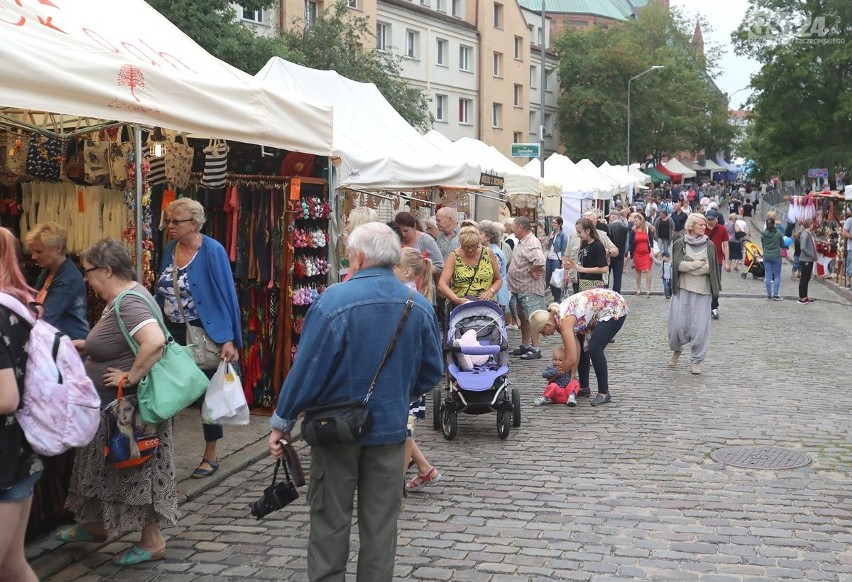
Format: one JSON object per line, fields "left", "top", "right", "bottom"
{"left": 438, "top": 225, "right": 502, "bottom": 306}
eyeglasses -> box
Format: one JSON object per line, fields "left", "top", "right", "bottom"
{"left": 82, "top": 266, "right": 102, "bottom": 276}
{"left": 164, "top": 218, "right": 194, "bottom": 225}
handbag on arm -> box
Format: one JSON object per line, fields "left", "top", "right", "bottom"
{"left": 113, "top": 290, "right": 210, "bottom": 425}
{"left": 172, "top": 255, "right": 222, "bottom": 371}
{"left": 301, "top": 291, "right": 414, "bottom": 446}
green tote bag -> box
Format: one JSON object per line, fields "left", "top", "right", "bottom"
{"left": 114, "top": 290, "right": 210, "bottom": 425}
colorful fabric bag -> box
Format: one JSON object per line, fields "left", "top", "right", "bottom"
{"left": 165, "top": 132, "right": 194, "bottom": 189}
{"left": 26, "top": 136, "right": 63, "bottom": 182}
{"left": 103, "top": 378, "right": 160, "bottom": 469}
{"left": 84, "top": 136, "right": 110, "bottom": 186}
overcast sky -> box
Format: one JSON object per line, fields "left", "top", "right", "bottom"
{"left": 669, "top": 0, "right": 760, "bottom": 109}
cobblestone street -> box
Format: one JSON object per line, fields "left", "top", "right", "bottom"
{"left": 39, "top": 260, "right": 851, "bottom": 581}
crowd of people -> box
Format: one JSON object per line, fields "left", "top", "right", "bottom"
{"left": 2, "top": 180, "right": 832, "bottom": 581}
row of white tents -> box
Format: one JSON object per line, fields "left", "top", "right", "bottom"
{"left": 0, "top": 0, "right": 653, "bottom": 241}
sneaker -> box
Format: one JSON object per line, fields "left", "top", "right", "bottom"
{"left": 578, "top": 387, "right": 591, "bottom": 398}
{"left": 505, "top": 324, "right": 519, "bottom": 330}
{"left": 772, "top": 296, "right": 783, "bottom": 301}
{"left": 797, "top": 298, "right": 809, "bottom": 304}
{"left": 806, "top": 297, "right": 817, "bottom": 303}
{"left": 534, "top": 395, "right": 551, "bottom": 406}
{"left": 766, "top": 296, "right": 772, "bottom": 300}
{"left": 711, "top": 308, "right": 719, "bottom": 320}
{"left": 691, "top": 363, "right": 701, "bottom": 375}
{"left": 668, "top": 351, "right": 681, "bottom": 367}
{"left": 520, "top": 349, "right": 542, "bottom": 360}
{"left": 567, "top": 394, "right": 577, "bottom": 407}
{"left": 509, "top": 345, "right": 531, "bottom": 356}
{"left": 590, "top": 393, "right": 611, "bottom": 406}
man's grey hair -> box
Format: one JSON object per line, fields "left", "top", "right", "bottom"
{"left": 347, "top": 222, "right": 401, "bottom": 268}
{"left": 513, "top": 216, "right": 531, "bottom": 232}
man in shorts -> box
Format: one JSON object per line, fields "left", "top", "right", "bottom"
{"left": 507, "top": 216, "right": 546, "bottom": 360}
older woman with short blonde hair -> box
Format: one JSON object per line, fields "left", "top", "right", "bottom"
{"left": 438, "top": 225, "right": 502, "bottom": 306}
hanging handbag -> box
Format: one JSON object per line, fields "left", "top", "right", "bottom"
{"left": 84, "top": 134, "right": 110, "bottom": 185}
{"left": 26, "top": 135, "right": 63, "bottom": 182}
{"left": 165, "top": 132, "right": 194, "bottom": 189}
{"left": 4, "top": 130, "right": 29, "bottom": 177}
{"left": 301, "top": 291, "right": 414, "bottom": 447}
{"left": 172, "top": 256, "right": 222, "bottom": 370}
{"left": 202, "top": 139, "right": 229, "bottom": 189}
{"left": 103, "top": 377, "right": 160, "bottom": 470}
{"left": 113, "top": 290, "right": 210, "bottom": 425}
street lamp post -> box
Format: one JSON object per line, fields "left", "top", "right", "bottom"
{"left": 626, "top": 65, "right": 663, "bottom": 167}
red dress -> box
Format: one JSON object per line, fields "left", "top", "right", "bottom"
{"left": 633, "top": 229, "right": 652, "bottom": 271}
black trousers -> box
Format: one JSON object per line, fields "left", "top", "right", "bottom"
{"left": 799, "top": 261, "right": 814, "bottom": 299}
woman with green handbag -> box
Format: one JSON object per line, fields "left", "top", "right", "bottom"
{"left": 58, "top": 239, "right": 178, "bottom": 567}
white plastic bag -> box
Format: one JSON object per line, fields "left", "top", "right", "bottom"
{"left": 550, "top": 268, "right": 565, "bottom": 289}
{"left": 202, "top": 362, "right": 250, "bottom": 426}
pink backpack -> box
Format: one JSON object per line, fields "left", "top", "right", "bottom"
{"left": 0, "top": 293, "right": 100, "bottom": 456}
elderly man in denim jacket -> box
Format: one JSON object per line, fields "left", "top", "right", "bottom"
{"left": 268, "top": 222, "right": 443, "bottom": 582}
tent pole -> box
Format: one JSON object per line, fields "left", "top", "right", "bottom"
{"left": 134, "top": 125, "right": 143, "bottom": 279}
{"left": 328, "top": 159, "right": 339, "bottom": 283}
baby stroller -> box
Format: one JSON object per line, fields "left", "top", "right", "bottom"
{"left": 433, "top": 301, "right": 520, "bottom": 440}
{"left": 742, "top": 241, "right": 765, "bottom": 279}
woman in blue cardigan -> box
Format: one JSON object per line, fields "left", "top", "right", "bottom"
{"left": 156, "top": 198, "right": 242, "bottom": 479}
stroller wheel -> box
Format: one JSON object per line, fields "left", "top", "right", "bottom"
{"left": 441, "top": 407, "right": 457, "bottom": 441}
{"left": 511, "top": 388, "right": 521, "bottom": 428}
{"left": 497, "top": 409, "right": 511, "bottom": 440}
{"left": 432, "top": 391, "right": 442, "bottom": 431}
{"left": 741, "top": 272, "right": 747, "bottom": 279}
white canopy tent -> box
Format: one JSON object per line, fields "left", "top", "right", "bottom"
{"left": 455, "top": 138, "right": 540, "bottom": 196}
{"left": 525, "top": 154, "right": 604, "bottom": 226}
{"left": 627, "top": 164, "right": 653, "bottom": 185}
{"left": 663, "top": 158, "right": 697, "bottom": 179}
{"left": 692, "top": 159, "right": 726, "bottom": 173}
{"left": 599, "top": 162, "right": 642, "bottom": 200}
{"left": 0, "top": 0, "right": 334, "bottom": 153}
{"left": 520, "top": 159, "right": 563, "bottom": 216}
{"left": 576, "top": 159, "right": 623, "bottom": 198}
{"left": 257, "top": 58, "right": 479, "bottom": 191}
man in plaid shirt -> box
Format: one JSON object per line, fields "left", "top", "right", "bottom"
{"left": 507, "top": 216, "right": 546, "bottom": 360}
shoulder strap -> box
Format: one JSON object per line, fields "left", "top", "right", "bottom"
{"left": 364, "top": 290, "right": 414, "bottom": 404}
{"left": 0, "top": 292, "right": 35, "bottom": 325}
{"left": 113, "top": 290, "right": 173, "bottom": 355}
{"left": 171, "top": 252, "right": 189, "bottom": 321}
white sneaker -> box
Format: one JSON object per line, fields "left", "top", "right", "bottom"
{"left": 567, "top": 394, "right": 577, "bottom": 407}
{"left": 505, "top": 324, "right": 519, "bottom": 330}
{"left": 533, "top": 396, "right": 551, "bottom": 406}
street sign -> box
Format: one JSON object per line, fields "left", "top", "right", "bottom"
{"left": 480, "top": 172, "right": 504, "bottom": 188}
{"left": 511, "top": 143, "right": 540, "bottom": 158}
{"left": 807, "top": 168, "right": 829, "bottom": 179}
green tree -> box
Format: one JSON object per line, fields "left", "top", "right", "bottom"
{"left": 554, "top": 5, "right": 734, "bottom": 165}
{"left": 732, "top": 0, "right": 851, "bottom": 182}
{"left": 280, "top": 1, "right": 432, "bottom": 131}
{"left": 146, "top": 0, "right": 292, "bottom": 74}
{"left": 146, "top": 0, "right": 431, "bottom": 131}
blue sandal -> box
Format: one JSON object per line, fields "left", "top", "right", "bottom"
{"left": 112, "top": 545, "right": 165, "bottom": 566}
{"left": 55, "top": 525, "right": 108, "bottom": 543}
{"left": 191, "top": 458, "right": 219, "bottom": 479}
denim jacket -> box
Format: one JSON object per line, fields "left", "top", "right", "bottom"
{"left": 36, "top": 257, "right": 89, "bottom": 340}
{"left": 271, "top": 267, "right": 444, "bottom": 445}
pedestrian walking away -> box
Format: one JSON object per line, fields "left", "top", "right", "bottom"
{"left": 267, "top": 222, "right": 443, "bottom": 582}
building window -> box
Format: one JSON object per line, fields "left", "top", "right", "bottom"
{"left": 459, "top": 98, "right": 472, "bottom": 124}
{"left": 436, "top": 39, "right": 448, "bottom": 66}
{"left": 241, "top": 6, "right": 263, "bottom": 22}
{"left": 545, "top": 68, "right": 553, "bottom": 91}
{"left": 544, "top": 113, "right": 552, "bottom": 136}
{"left": 436, "top": 0, "right": 446, "bottom": 11}
{"left": 306, "top": 0, "right": 318, "bottom": 25}
{"left": 513, "top": 84, "right": 522, "bottom": 107}
{"left": 537, "top": 27, "right": 543, "bottom": 46}
{"left": 513, "top": 131, "right": 523, "bottom": 143}
{"left": 492, "top": 52, "right": 502, "bottom": 77}
{"left": 347, "top": 0, "right": 357, "bottom": 7}
{"left": 493, "top": 2, "right": 503, "bottom": 28}
{"left": 435, "top": 94, "right": 448, "bottom": 122}
{"left": 405, "top": 29, "right": 419, "bottom": 59}
{"left": 529, "top": 111, "right": 537, "bottom": 134}
{"left": 492, "top": 103, "right": 502, "bottom": 128}
{"left": 376, "top": 22, "right": 389, "bottom": 52}
{"left": 530, "top": 65, "right": 537, "bottom": 88}
{"left": 514, "top": 36, "right": 523, "bottom": 59}
{"left": 459, "top": 45, "right": 472, "bottom": 72}
{"left": 451, "top": 0, "right": 462, "bottom": 18}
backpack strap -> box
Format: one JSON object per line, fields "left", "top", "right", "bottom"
{"left": 0, "top": 292, "right": 36, "bottom": 325}
{"left": 112, "top": 290, "right": 174, "bottom": 355}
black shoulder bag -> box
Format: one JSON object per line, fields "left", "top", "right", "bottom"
{"left": 301, "top": 291, "right": 414, "bottom": 447}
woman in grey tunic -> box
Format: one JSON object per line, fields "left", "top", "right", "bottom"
{"left": 667, "top": 213, "right": 721, "bottom": 375}
{"left": 58, "top": 239, "right": 178, "bottom": 567}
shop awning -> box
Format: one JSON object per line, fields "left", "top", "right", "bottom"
{"left": 643, "top": 167, "right": 668, "bottom": 184}
{"left": 663, "top": 158, "right": 697, "bottom": 179}
{"left": 0, "top": 0, "right": 334, "bottom": 154}
{"left": 257, "top": 59, "right": 479, "bottom": 190}
{"left": 655, "top": 164, "right": 683, "bottom": 184}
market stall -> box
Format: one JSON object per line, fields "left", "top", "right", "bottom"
{"left": 787, "top": 190, "right": 849, "bottom": 280}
